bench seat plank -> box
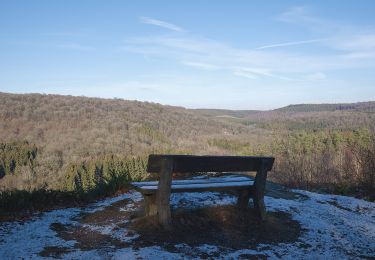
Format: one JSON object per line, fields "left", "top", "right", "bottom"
{"left": 135, "top": 180, "right": 254, "bottom": 195}
{"left": 131, "top": 175, "right": 252, "bottom": 187}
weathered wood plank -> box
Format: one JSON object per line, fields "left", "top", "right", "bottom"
{"left": 147, "top": 155, "right": 274, "bottom": 173}
{"left": 137, "top": 180, "right": 254, "bottom": 195}
{"left": 131, "top": 175, "right": 252, "bottom": 187}
{"left": 253, "top": 160, "right": 268, "bottom": 220}
{"left": 144, "top": 194, "right": 157, "bottom": 216}
{"left": 156, "top": 157, "right": 173, "bottom": 227}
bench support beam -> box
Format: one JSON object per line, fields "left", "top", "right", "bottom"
{"left": 144, "top": 194, "right": 157, "bottom": 216}
{"left": 156, "top": 158, "right": 173, "bottom": 227}
{"left": 237, "top": 189, "right": 252, "bottom": 209}
{"left": 253, "top": 161, "right": 268, "bottom": 220}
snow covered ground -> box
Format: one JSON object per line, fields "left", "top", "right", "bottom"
{"left": 0, "top": 181, "right": 374, "bottom": 259}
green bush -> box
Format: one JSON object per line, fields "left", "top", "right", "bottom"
{"left": 0, "top": 156, "right": 149, "bottom": 214}
{"left": 0, "top": 189, "right": 82, "bottom": 213}
{"left": 64, "top": 155, "right": 148, "bottom": 194}
{"left": 0, "top": 140, "right": 37, "bottom": 177}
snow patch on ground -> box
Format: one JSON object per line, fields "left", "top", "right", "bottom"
{"left": 0, "top": 182, "right": 374, "bottom": 259}
{"left": 262, "top": 190, "right": 375, "bottom": 259}
{"left": 0, "top": 207, "right": 79, "bottom": 259}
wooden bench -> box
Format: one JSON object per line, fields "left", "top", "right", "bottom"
{"left": 131, "top": 154, "right": 275, "bottom": 226}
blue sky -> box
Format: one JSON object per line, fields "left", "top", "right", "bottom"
{"left": 1, "top": 0, "right": 375, "bottom": 109}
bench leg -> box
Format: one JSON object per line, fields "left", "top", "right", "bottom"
{"left": 237, "top": 189, "right": 251, "bottom": 209}
{"left": 144, "top": 194, "right": 157, "bottom": 216}
{"left": 156, "top": 158, "right": 173, "bottom": 227}
{"left": 253, "top": 161, "right": 268, "bottom": 221}
{"left": 253, "top": 194, "right": 266, "bottom": 220}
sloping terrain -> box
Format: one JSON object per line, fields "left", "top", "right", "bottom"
{"left": 0, "top": 178, "right": 374, "bottom": 259}
{"left": 0, "top": 92, "right": 260, "bottom": 159}
{"left": 196, "top": 102, "right": 375, "bottom": 131}
{"left": 2, "top": 92, "right": 373, "bottom": 161}
{"left": 0, "top": 92, "right": 268, "bottom": 190}
{"left": 1, "top": 92, "right": 374, "bottom": 199}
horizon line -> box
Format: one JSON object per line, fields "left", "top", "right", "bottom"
{"left": 0, "top": 91, "right": 374, "bottom": 112}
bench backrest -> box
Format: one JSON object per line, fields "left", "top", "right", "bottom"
{"left": 147, "top": 154, "right": 274, "bottom": 173}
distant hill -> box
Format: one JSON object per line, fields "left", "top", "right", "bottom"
{"left": 1, "top": 93, "right": 373, "bottom": 151}
{"left": 0, "top": 92, "right": 268, "bottom": 178}
{"left": 0, "top": 92, "right": 273, "bottom": 191}
{"left": 195, "top": 101, "right": 375, "bottom": 116}
{"left": 0, "top": 92, "right": 374, "bottom": 202}
{"left": 274, "top": 102, "right": 375, "bottom": 113}
{"left": 194, "top": 101, "right": 375, "bottom": 131}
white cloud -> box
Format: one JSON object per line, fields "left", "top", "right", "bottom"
{"left": 332, "top": 34, "right": 375, "bottom": 51}
{"left": 342, "top": 51, "right": 375, "bottom": 59}
{"left": 278, "top": 6, "right": 375, "bottom": 55}
{"left": 140, "top": 16, "right": 185, "bottom": 32}
{"left": 181, "top": 61, "right": 219, "bottom": 70}
{"left": 349, "top": 34, "right": 375, "bottom": 50}
{"left": 305, "top": 72, "right": 326, "bottom": 80}
{"left": 234, "top": 67, "right": 295, "bottom": 81}
{"left": 123, "top": 9, "right": 375, "bottom": 85}
{"left": 233, "top": 71, "right": 258, "bottom": 79}
{"left": 236, "top": 67, "right": 274, "bottom": 77}
{"left": 278, "top": 6, "right": 308, "bottom": 22}
{"left": 278, "top": 6, "right": 334, "bottom": 32}
{"left": 255, "top": 38, "right": 326, "bottom": 50}
{"left": 122, "top": 34, "right": 370, "bottom": 80}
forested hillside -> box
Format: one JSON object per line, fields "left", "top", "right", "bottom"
{"left": 275, "top": 102, "right": 375, "bottom": 112}
{"left": 0, "top": 92, "right": 269, "bottom": 192}
{"left": 0, "top": 92, "right": 374, "bottom": 212}
{"left": 196, "top": 101, "right": 375, "bottom": 131}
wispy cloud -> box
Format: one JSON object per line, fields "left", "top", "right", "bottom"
{"left": 305, "top": 72, "right": 326, "bottom": 81}
{"left": 182, "top": 61, "right": 219, "bottom": 70}
{"left": 123, "top": 35, "right": 346, "bottom": 79}
{"left": 255, "top": 38, "right": 326, "bottom": 50}
{"left": 332, "top": 34, "right": 375, "bottom": 51}
{"left": 233, "top": 71, "right": 258, "bottom": 79}
{"left": 140, "top": 16, "right": 185, "bottom": 32}
{"left": 278, "top": 6, "right": 375, "bottom": 57}
{"left": 278, "top": 6, "right": 335, "bottom": 32}
{"left": 279, "top": 6, "right": 311, "bottom": 23}
{"left": 124, "top": 8, "right": 375, "bottom": 84}
{"left": 342, "top": 51, "right": 375, "bottom": 59}
{"left": 234, "top": 67, "right": 294, "bottom": 81}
